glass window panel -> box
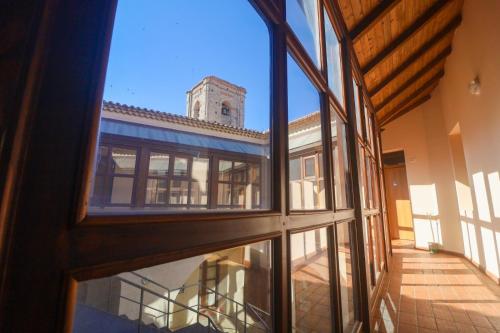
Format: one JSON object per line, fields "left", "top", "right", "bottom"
{"left": 358, "top": 147, "right": 367, "bottom": 209}
{"left": 95, "top": 146, "right": 109, "bottom": 174}
{"left": 232, "top": 184, "right": 247, "bottom": 207}
{"left": 233, "top": 161, "right": 247, "bottom": 183}
{"left": 304, "top": 157, "right": 316, "bottom": 178}
{"left": 89, "top": 0, "right": 271, "bottom": 213}
{"left": 110, "top": 177, "right": 134, "bottom": 204}
{"left": 91, "top": 175, "right": 106, "bottom": 206}
{"left": 217, "top": 184, "right": 232, "bottom": 206}
{"left": 169, "top": 180, "right": 188, "bottom": 205}
{"left": 331, "top": 110, "right": 352, "bottom": 209}
{"left": 111, "top": 148, "right": 136, "bottom": 174}
{"left": 290, "top": 228, "right": 332, "bottom": 333}
{"left": 173, "top": 157, "right": 188, "bottom": 177}
{"left": 148, "top": 152, "right": 169, "bottom": 176}
{"left": 72, "top": 240, "right": 273, "bottom": 333}
{"left": 337, "top": 222, "right": 356, "bottom": 331}
{"left": 353, "top": 79, "right": 362, "bottom": 136}
{"left": 324, "top": 9, "right": 344, "bottom": 107}
{"left": 146, "top": 179, "right": 167, "bottom": 204}
{"left": 249, "top": 163, "right": 260, "bottom": 183}
{"left": 287, "top": 54, "right": 325, "bottom": 210}
{"left": 290, "top": 158, "right": 301, "bottom": 181}
{"left": 218, "top": 160, "right": 233, "bottom": 182}
{"left": 286, "top": 0, "right": 320, "bottom": 67}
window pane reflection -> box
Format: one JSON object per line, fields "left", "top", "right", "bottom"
{"left": 337, "top": 222, "right": 356, "bottom": 331}
{"left": 287, "top": 54, "right": 325, "bottom": 210}
{"left": 290, "top": 228, "right": 332, "bottom": 333}
{"left": 88, "top": 0, "right": 271, "bottom": 213}
{"left": 286, "top": 0, "right": 321, "bottom": 67}
{"left": 331, "top": 109, "right": 352, "bottom": 209}
{"left": 72, "top": 240, "right": 273, "bottom": 333}
{"left": 324, "top": 9, "right": 344, "bottom": 107}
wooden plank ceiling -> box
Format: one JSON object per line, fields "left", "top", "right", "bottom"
{"left": 337, "top": 0, "right": 463, "bottom": 126}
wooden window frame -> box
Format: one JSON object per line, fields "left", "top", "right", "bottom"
{"left": 0, "top": 0, "right": 393, "bottom": 333}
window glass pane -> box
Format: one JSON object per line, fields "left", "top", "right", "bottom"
{"left": 191, "top": 158, "right": 209, "bottom": 205}
{"left": 290, "top": 158, "right": 301, "bottom": 181}
{"left": 173, "top": 157, "right": 188, "bottom": 177}
{"left": 89, "top": 0, "right": 271, "bottom": 213}
{"left": 304, "top": 157, "right": 316, "bottom": 177}
{"left": 232, "top": 184, "right": 247, "bottom": 207}
{"left": 286, "top": 0, "right": 320, "bottom": 67}
{"left": 249, "top": 163, "right": 260, "bottom": 183}
{"left": 219, "top": 160, "right": 233, "bottom": 181}
{"left": 290, "top": 228, "right": 332, "bottom": 333}
{"left": 146, "top": 179, "right": 167, "bottom": 204}
{"left": 358, "top": 146, "right": 367, "bottom": 209}
{"left": 110, "top": 177, "right": 134, "bottom": 204}
{"left": 353, "top": 80, "right": 362, "bottom": 136}
{"left": 324, "top": 9, "right": 344, "bottom": 107}
{"left": 217, "top": 184, "right": 232, "bottom": 206}
{"left": 331, "top": 109, "right": 352, "bottom": 209}
{"left": 170, "top": 180, "right": 188, "bottom": 205}
{"left": 337, "top": 222, "right": 356, "bottom": 331}
{"left": 111, "top": 148, "right": 136, "bottom": 174}
{"left": 148, "top": 152, "right": 169, "bottom": 176}
{"left": 233, "top": 161, "right": 247, "bottom": 183}
{"left": 72, "top": 240, "right": 273, "bottom": 333}
{"left": 96, "top": 146, "right": 109, "bottom": 174}
{"left": 287, "top": 54, "right": 325, "bottom": 210}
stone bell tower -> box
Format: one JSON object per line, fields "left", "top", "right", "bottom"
{"left": 186, "top": 76, "right": 246, "bottom": 128}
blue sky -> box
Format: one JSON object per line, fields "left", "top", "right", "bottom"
{"left": 103, "top": 0, "right": 271, "bottom": 131}
{"left": 104, "top": 0, "right": 322, "bottom": 131}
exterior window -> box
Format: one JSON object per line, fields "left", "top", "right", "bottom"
{"left": 217, "top": 160, "right": 261, "bottom": 209}
{"left": 91, "top": 145, "right": 137, "bottom": 207}
{"left": 358, "top": 146, "right": 368, "bottom": 209}
{"left": 337, "top": 222, "right": 356, "bottom": 331}
{"left": 331, "top": 108, "right": 352, "bottom": 209}
{"left": 324, "top": 9, "right": 344, "bottom": 107}
{"left": 146, "top": 152, "right": 169, "bottom": 204}
{"left": 287, "top": 54, "right": 325, "bottom": 210}
{"left": 88, "top": 0, "right": 271, "bottom": 213}
{"left": 73, "top": 240, "right": 273, "bottom": 333}
{"left": 290, "top": 228, "right": 333, "bottom": 332}
{"left": 286, "top": 0, "right": 320, "bottom": 67}
{"left": 353, "top": 79, "right": 362, "bottom": 136}
{"left": 364, "top": 104, "right": 374, "bottom": 149}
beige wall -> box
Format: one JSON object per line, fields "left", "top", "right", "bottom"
{"left": 382, "top": 0, "right": 500, "bottom": 279}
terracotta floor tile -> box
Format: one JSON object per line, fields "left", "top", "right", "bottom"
{"left": 399, "top": 311, "right": 418, "bottom": 326}
{"left": 397, "top": 323, "right": 418, "bottom": 333}
{"left": 372, "top": 241, "right": 500, "bottom": 333}
{"left": 418, "top": 314, "right": 438, "bottom": 330}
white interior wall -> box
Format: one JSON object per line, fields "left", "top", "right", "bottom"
{"left": 381, "top": 0, "right": 500, "bottom": 280}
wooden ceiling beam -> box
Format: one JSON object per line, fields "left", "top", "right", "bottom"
{"left": 368, "top": 15, "right": 461, "bottom": 97}
{"left": 377, "top": 69, "right": 444, "bottom": 120}
{"left": 362, "top": 0, "right": 452, "bottom": 74}
{"left": 381, "top": 94, "right": 432, "bottom": 126}
{"left": 374, "top": 47, "right": 451, "bottom": 111}
{"left": 350, "top": 0, "right": 403, "bottom": 42}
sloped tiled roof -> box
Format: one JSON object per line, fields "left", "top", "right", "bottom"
{"left": 103, "top": 101, "right": 267, "bottom": 140}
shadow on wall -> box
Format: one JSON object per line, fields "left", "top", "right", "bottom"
{"left": 457, "top": 171, "right": 500, "bottom": 279}
{"left": 404, "top": 168, "right": 500, "bottom": 280}
{"left": 409, "top": 184, "right": 443, "bottom": 250}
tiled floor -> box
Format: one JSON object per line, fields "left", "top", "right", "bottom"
{"left": 373, "top": 240, "right": 500, "bottom": 332}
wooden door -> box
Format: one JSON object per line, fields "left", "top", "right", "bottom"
{"left": 383, "top": 166, "right": 414, "bottom": 240}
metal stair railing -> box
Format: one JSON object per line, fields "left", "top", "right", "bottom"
{"left": 117, "top": 277, "right": 222, "bottom": 333}
{"left": 128, "top": 273, "right": 271, "bottom": 333}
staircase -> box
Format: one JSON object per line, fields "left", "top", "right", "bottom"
{"left": 74, "top": 273, "right": 271, "bottom": 333}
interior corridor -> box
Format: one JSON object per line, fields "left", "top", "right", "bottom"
{"left": 373, "top": 240, "right": 500, "bottom": 333}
